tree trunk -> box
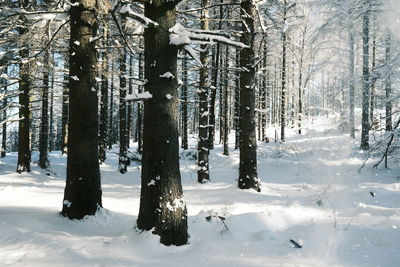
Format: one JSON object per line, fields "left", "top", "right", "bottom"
{"left": 219, "top": 46, "right": 224, "bottom": 145}
{"left": 298, "top": 28, "right": 305, "bottom": 135}
{"left": 137, "top": 52, "right": 143, "bottom": 154}
{"left": 223, "top": 45, "right": 229, "bottom": 156}
{"left": 260, "top": 40, "right": 267, "bottom": 140}
{"left": 137, "top": 1, "right": 188, "bottom": 246}
{"left": 360, "top": 3, "right": 370, "bottom": 150}
{"left": 61, "top": 0, "right": 102, "bottom": 219}
{"left": 61, "top": 53, "right": 69, "bottom": 154}
{"left": 17, "top": 24, "right": 31, "bottom": 173}
{"left": 370, "top": 19, "right": 376, "bottom": 128}
{"left": 1, "top": 66, "right": 7, "bottom": 158}
{"left": 385, "top": 32, "right": 392, "bottom": 132}
{"left": 234, "top": 47, "right": 240, "bottom": 149}
{"left": 349, "top": 32, "right": 355, "bottom": 138}
{"left": 118, "top": 45, "right": 128, "bottom": 174}
{"left": 39, "top": 27, "right": 50, "bottom": 170}
{"left": 181, "top": 53, "right": 188, "bottom": 150}
{"left": 208, "top": 0, "right": 223, "bottom": 150}
{"left": 197, "top": 0, "right": 210, "bottom": 183}
{"left": 49, "top": 71, "right": 54, "bottom": 152}
{"left": 99, "top": 26, "right": 109, "bottom": 164}
{"left": 127, "top": 54, "right": 134, "bottom": 149}
{"left": 238, "top": 0, "right": 260, "bottom": 192}
{"left": 280, "top": 0, "right": 287, "bottom": 142}
{"left": 108, "top": 60, "right": 115, "bottom": 150}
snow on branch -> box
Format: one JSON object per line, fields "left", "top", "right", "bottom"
{"left": 169, "top": 23, "right": 248, "bottom": 49}
{"left": 125, "top": 91, "right": 153, "bottom": 102}
{"left": 169, "top": 23, "right": 248, "bottom": 65}
{"left": 120, "top": 4, "right": 158, "bottom": 27}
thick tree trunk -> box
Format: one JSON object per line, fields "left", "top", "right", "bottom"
{"left": 61, "top": 0, "right": 102, "bottom": 219}
{"left": 17, "top": 26, "right": 31, "bottom": 173}
{"left": 360, "top": 3, "right": 370, "bottom": 150}
{"left": 137, "top": 1, "right": 188, "bottom": 246}
{"left": 385, "top": 33, "right": 392, "bottom": 132}
{"left": 99, "top": 26, "right": 109, "bottom": 164}
{"left": 349, "top": 32, "right": 355, "bottom": 138}
{"left": 61, "top": 53, "right": 69, "bottom": 154}
{"left": 39, "top": 31, "right": 50, "bottom": 170}
{"left": 118, "top": 46, "right": 128, "bottom": 174}
{"left": 197, "top": 0, "right": 210, "bottom": 183}
{"left": 238, "top": 0, "right": 260, "bottom": 192}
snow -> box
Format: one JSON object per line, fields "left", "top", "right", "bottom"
{"left": 125, "top": 91, "right": 152, "bottom": 101}
{"left": 169, "top": 23, "right": 248, "bottom": 48}
{"left": 160, "top": 72, "right": 175, "bottom": 79}
{"left": 120, "top": 4, "right": 159, "bottom": 27}
{"left": 0, "top": 118, "right": 400, "bottom": 266}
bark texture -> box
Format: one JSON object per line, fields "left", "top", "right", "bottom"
{"left": 360, "top": 3, "right": 370, "bottom": 150}
{"left": 137, "top": 0, "right": 188, "bottom": 246}
{"left": 61, "top": 0, "right": 102, "bottom": 219}
{"left": 17, "top": 28, "right": 31, "bottom": 173}
{"left": 197, "top": 0, "right": 210, "bottom": 183}
{"left": 238, "top": 0, "right": 260, "bottom": 192}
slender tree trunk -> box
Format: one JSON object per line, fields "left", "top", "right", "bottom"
{"left": 17, "top": 24, "right": 31, "bottom": 173}
{"left": 260, "top": 40, "right": 267, "bottom": 141}
{"left": 61, "top": 0, "right": 102, "bottom": 219}
{"left": 197, "top": 0, "right": 210, "bottom": 183}
{"left": 223, "top": 45, "right": 229, "bottom": 156}
{"left": 181, "top": 53, "right": 188, "bottom": 150}
{"left": 99, "top": 26, "right": 109, "bottom": 163}
{"left": 234, "top": 47, "right": 240, "bottom": 149}
{"left": 385, "top": 32, "right": 392, "bottom": 132}
{"left": 280, "top": 1, "right": 287, "bottom": 142}
{"left": 118, "top": 45, "right": 128, "bottom": 174}
{"left": 49, "top": 71, "right": 54, "bottom": 152}
{"left": 370, "top": 19, "right": 376, "bottom": 128}
{"left": 39, "top": 26, "right": 50, "bottom": 169}
{"left": 1, "top": 67, "right": 7, "bottom": 158}
{"left": 137, "top": 52, "right": 143, "bottom": 154}
{"left": 298, "top": 29, "right": 305, "bottom": 135}
{"left": 349, "top": 32, "right": 355, "bottom": 138}
{"left": 208, "top": 0, "right": 223, "bottom": 150}
{"left": 137, "top": 1, "right": 188, "bottom": 246}
{"left": 219, "top": 46, "right": 224, "bottom": 144}
{"left": 127, "top": 54, "right": 134, "bottom": 149}
{"left": 238, "top": 0, "right": 260, "bottom": 192}
{"left": 61, "top": 53, "right": 69, "bottom": 154}
{"left": 360, "top": 3, "right": 370, "bottom": 150}
{"left": 108, "top": 60, "right": 115, "bottom": 150}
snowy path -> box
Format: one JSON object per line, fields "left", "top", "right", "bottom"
{"left": 0, "top": 119, "right": 399, "bottom": 266}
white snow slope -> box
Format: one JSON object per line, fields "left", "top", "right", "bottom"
{"left": 0, "top": 117, "right": 399, "bottom": 267}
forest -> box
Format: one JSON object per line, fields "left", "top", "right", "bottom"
{"left": 0, "top": 0, "right": 399, "bottom": 266}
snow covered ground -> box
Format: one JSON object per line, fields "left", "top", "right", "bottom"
{"left": 1, "top": 117, "right": 399, "bottom": 266}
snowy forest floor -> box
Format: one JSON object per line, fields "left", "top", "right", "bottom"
{"left": 1, "top": 117, "right": 400, "bottom": 267}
